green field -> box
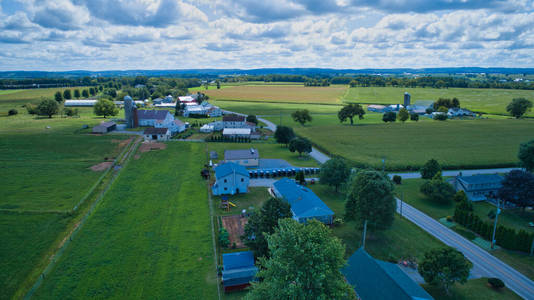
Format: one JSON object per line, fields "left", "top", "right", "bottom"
{"left": 291, "top": 118, "right": 534, "bottom": 170}
{"left": 343, "top": 86, "right": 534, "bottom": 116}
{"left": 0, "top": 87, "right": 92, "bottom": 112}
{"left": 34, "top": 142, "right": 218, "bottom": 299}
{"left": 206, "top": 85, "right": 347, "bottom": 104}
{"left": 423, "top": 277, "right": 522, "bottom": 300}
{"left": 212, "top": 99, "right": 343, "bottom": 116}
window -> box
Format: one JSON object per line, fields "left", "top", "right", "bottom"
{"left": 224, "top": 179, "right": 227, "bottom": 183}
{"left": 241, "top": 178, "right": 244, "bottom": 182}
{"left": 224, "top": 187, "right": 227, "bottom": 191}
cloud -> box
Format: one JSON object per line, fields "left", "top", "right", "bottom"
{"left": 0, "top": 32, "right": 30, "bottom": 44}
{"left": 204, "top": 42, "right": 241, "bottom": 52}
{"left": 32, "top": 0, "right": 89, "bottom": 30}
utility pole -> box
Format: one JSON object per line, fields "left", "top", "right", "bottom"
{"left": 362, "top": 220, "right": 368, "bottom": 249}
{"left": 491, "top": 198, "right": 501, "bottom": 250}
{"left": 382, "top": 158, "right": 386, "bottom": 173}
{"left": 400, "top": 192, "right": 404, "bottom": 218}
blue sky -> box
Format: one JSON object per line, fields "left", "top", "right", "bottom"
{"left": 0, "top": 0, "right": 533, "bottom": 71}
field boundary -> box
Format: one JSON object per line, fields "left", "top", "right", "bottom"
{"left": 206, "top": 143, "right": 222, "bottom": 300}
{"left": 22, "top": 137, "right": 141, "bottom": 300}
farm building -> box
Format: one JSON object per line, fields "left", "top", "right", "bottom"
{"left": 223, "top": 128, "right": 251, "bottom": 139}
{"left": 387, "top": 104, "right": 404, "bottom": 112}
{"left": 200, "top": 124, "right": 214, "bottom": 133}
{"left": 224, "top": 148, "right": 259, "bottom": 167}
{"left": 64, "top": 100, "right": 97, "bottom": 107}
{"left": 403, "top": 92, "right": 411, "bottom": 107}
{"left": 178, "top": 95, "right": 196, "bottom": 103}
{"left": 183, "top": 102, "right": 222, "bottom": 117}
{"left": 448, "top": 108, "right": 476, "bottom": 117}
{"left": 221, "top": 251, "right": 258, "bottom": 292}
{"left": 342, "top": 248, "right": 433, "bottom": 300}
{"left": 451, "top": 174, "right": 504, "bottom": 202}
{"left": 136, "top": 110, "right": 173, "bottom": 127}
{"left": 155, "top": 119, "right": 186, "bottom": 133}
{"left": 408, "top": 100, "right": 434, "bottom": 114}
{"left": 143, "top": 127, "right": 171, "bottom": 141}
{"left": 154, "top": 103, "right": 176, "bottom": 108}
{"left": 212, "top": 162, "right": 250, "bottom": 196}
{"left": 92, "top": 121, "right": 116, "bottom": 134}
{"left": 271, "top": 178, "right": 334, "bottom": 224}
{"left": 223, "top": 114, "right": 246, "bottom": 128}
{"left": 367, "top": 105, "right": 387, "bottom": 113}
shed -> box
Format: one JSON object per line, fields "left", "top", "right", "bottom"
{"left": 341, "top": 248, "right": 434, "bottom": 300}
{"left": 223, "top": 128, "right": 251, "bottom": 138}
{"left": 224, "top": 148, "right": 259, "bottom": 167}
{"left": 272, "top": 178, "right": 334, "bottom": 224}
{"left": 221, "top": 251, "right": 258, "bottom": 292}
{"left": 143, "top": 127, "right": 171, "bottom": 141}
{"left": 92, "top": 121, "right": 116, "bottom": 134}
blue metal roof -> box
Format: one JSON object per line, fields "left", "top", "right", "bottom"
{"left": 458, "top": 174, "right": 503, "bottom": 185}
{"left": 215, "top": 162, "right": 249, "bottom": 179}
{"left": 273, "top": 178, "right": 334, "bottom": 220}
{"left": 342, "top": 248, "right": 433, "bottom": 300}
{"left": 222, "top": 251, "right": 255, "bottom": 271}
{"left": 222, "top": 251, "right": 257, "bottom": 288}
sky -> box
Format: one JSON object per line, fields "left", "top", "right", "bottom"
{"left": 0, "top": 0, "right": 533, "bottom": 71}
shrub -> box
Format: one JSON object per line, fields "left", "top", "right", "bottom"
{"left": 382, "top": 111, "right": 396, "bottom": 123}
{"left": 219, "top": 227, "right": 229, "bottom": 248}
{"left": 433, "top": 113, "right": 448, "bottom": 121}
{"left": 8, "top": 109, "right": 18, "bottom": 116}
{"left": 488, "top": 278, "right": 505, "bottom": 289}
{"left": 410, "top": 113, "right": 419, "bottom": 121}
{"left": 392, "top": 175, "right": 402, "bottom": 185}
{"left": 333, "top": 217, "right": 344, "bottom": 227}
{"left": 64, "top": 107, "right": 79, "bottom": 117}
{"left": 25, "top": 103, "right": 37, "bottom": 114}
{"left": 487, "top": 209, "right": 496, "bottom": 220}
{"left": 446, "top": 216, "right": 453, "bottom": 222}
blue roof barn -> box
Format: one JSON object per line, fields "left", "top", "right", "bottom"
{"left": 221, "top": 251, "right": 258, "bottom": 292}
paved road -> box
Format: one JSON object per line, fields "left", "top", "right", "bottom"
{"left": 258, "top": 116, "right": 330, "bottom": 164}
{"left": 397, "top": 198, "right": 534, "bottom": 300}
{"left": 389, "top": 167, "right": 519, "bottom": 179}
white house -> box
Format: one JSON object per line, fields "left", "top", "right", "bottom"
{"left": 143, "top": 127, "right": 171, "bottom": 141}
{"left": 223, "top": 114, "right": 246, "bottom": 128}
{"left": 223, "top": 128, "right": 251, "bottom": 139}
{"left": 200, "top": 124, "right": 215, "bottom": 133}
{"left": 155, "top": 119, "right": 186, "bottom": 133}
{"left": 448, "top": 108, "right": 476, "bottom": 117}
{"left": 136, "top": 110, "right": 173, "bottom": 126}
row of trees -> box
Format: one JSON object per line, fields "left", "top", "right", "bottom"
{"left": 54, "top": 87, "right": 98, "bottom": 102}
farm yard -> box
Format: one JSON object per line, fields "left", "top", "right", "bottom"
{"left": 33, "top": 142, "right": 218, "bottom": 299}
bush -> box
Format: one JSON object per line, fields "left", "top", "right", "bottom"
{"left": 25, "top": 103, "right": 37, "bottom": 115}
{"left": 219, "top": 227, "right": 229, "bottom": 248}
{"left": 333, "top": 217, "right": 344, "bottom": 227}
{"left": 382, "top": 111, "right": 396, "bottom": 123}
{"left": 64, "top": 107, "right": 79, "bottom": 117}
{"left": 8, "top": 109, "right": 18, "bottom": 116}
{"left": 392, "top": 175, "right": 402, "bottom": 185}
{"left": 487, "top": 209, "right": 496, "bottom": 220}
{"left": 488, "top": 278, "right": 505, "bottom": 289}
{"left": 446, "top": 216, "right": 453, "bottom": 222}
{"left": 433, "top": 113, "right": 448, "bottom": 121}
{"left": 410, "top": 113, "right": 419, "bottom": 121}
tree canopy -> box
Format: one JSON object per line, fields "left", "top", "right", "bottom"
{"left": 74, "top": 89, "right": 81, "bottom": 98}
{"left": 291, "top": 109, "right": 312, "bottom": 126}
{"left": 506, "top": 98, "right": 532, "bottom": 118}
{"left": 243, "top": 197, "right": 292, "bottom": 258}
{"left": 418, "top": 247, "right": 472, "bottom": 295}
{"left": 420, "top": 173, "right": 456, "bottom": 204}
{"left": 319, "top": 157, "right": 350, "bottom": 192}
{"left": 94, "top": 99, "right": 119, "bottom": 118}
{"left": 54, "top": 91, "right": 63, "bottom": 103}
{"left": 420, "top": 159, "right": 441, "bottom": 179}
{"left": 518, "top": 139, "right": 534, "bottom": 172}
{"left": 274, "top": 126, "right": 295, "bottom": 146}
{"left": 338, "top": 103, "right": 365, "bottom": 125}
{"left": 497, "top": 170, "right": 534, "bottom": 210}
{"left": 289, "top": 137, "right": 312, "bottom": 157}
{"left": 345, "top": 170, "right": 395, "bottom": 230}
{"left": 37, "top": 98, "right": 59, "bottom": 118}
{"left": 246, "top": 219, "right": 355, "bottom": 300}
{"left": 246, "top": 114, "right": 259, "bottom": 125}
{"left": 63, "top": 89, "right": 72, "bottom": 100}
{"left": 382, "top": 111, "right": 396, "bottom": 123}
{"left": 397, "top": 107, "right": 409, "bottom": 122}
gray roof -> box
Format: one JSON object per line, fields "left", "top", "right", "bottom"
{"left": 224, "top": 148, "right": 259, "bottom": 160}
{"left": 223, "top": 114, "right": 245, "bottom": 122}
{"left": 458, "top": 174, "right": 503, "bottom": 185}
{"left": 413, "top": 100, "right": 434, "bottom": 108}
{"left": 144, "top": 127, "right": 169, "bottom": 135}
{"left": 137, "top": 110, "right": 170, "bottom": 120}
{"left": 96, "top": 121, "right": 116, "bottom": 128}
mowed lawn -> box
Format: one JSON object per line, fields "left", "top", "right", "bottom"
{"left": 205, "top": 85, "right": 347, "bottom": 104}
{"left": 343, "top": 86, "right": 534, "bottom": 116}
{"left": 295, "top": 118, "right": 534, "bottom": 170}
{"left": 34, "top": 143, "right": 218, "bottom": 299}
{"left": 0, "top": 87, "right": 91, "bottom": 112}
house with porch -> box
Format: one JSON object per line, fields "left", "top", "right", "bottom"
{"left": 212, "top": 162, "right": 250, "bottom": 196}
{"left": 271, "top": 178, "right": 334, "bottom": 225}
{"left": 452, "top": 174, "right": 504, "bottom": 202}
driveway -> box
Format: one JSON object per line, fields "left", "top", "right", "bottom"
{"left": 389, "top": 168, "right": 520, "bottom": 179}
{"left": 397, "top": 198, "right": 534, "bottom": 300}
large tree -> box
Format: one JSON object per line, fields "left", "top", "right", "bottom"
{"left": 246, "top": 114, "right": 258, "bottom": 125}
{"left": 319, "top": 157, "right": 350, "bottom": 192}
{"left": 63, "top": 89, "right": 72, "bottom": 100}
{"left": 420, "top": 159, "right": 441, "bottom": 179}
{"left": 274, "top": 126, "right": 295, "bottom": 146}
{"left": 397, "top": 107, "right": 409, "bottom": 123}
{"left": 506, "top": 98, "right": 532, "bottom": 119}
{"left": 54, "top": 91, "right": 63, "bottom": 103}
{"left": 246, "top": 219, "right": 355, "bottom": 300}
{"left": 82, "top": 89, "right": 89, "bottom": 98}
{"left": 243, "top": 197, "right": 292, "bottom": 258}
{"left": 338, "top": 103, "right": 365, "bottom": 125}
{"left": 420, "top": 173, "right": 456, "bottom": 204}
{"left": 37, "top": 98, "right": 59, "bottom": 118}
{"left": 74, "top": 89, "right": 81, "bottom": 99}
{"left": 291, "top": 109, "right": 312, "bottom": 126}
{"left": 345, "top": 170, "right": 395, "bottom": 230}
{"left": 518, "top": 139, "right": 534, "bottom": 172}
{"left": 497, "top": 170, "right": 534, "bottom": 210}
{"left": 289, "top": 137, "right": 312, "bottom": 157}
{"left": 94, "top": 99, "right": 119, "bottom": 118}
{"left": 418, "top": 247, "right": 472, "bottom": 295}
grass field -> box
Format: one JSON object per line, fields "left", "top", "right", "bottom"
{"left": 423, "top": 277, "right": 522, "bottom": 300}
{"left": 292, "top": 118, "right": 534, "bottom": 170}
{"left": 206, "top": 85, "right": 347, "bottom": 104}
{"left": 34, "top": 142, "right": 218, "bottom": 299}
{"left": 343, "top": 86, "right": 534, "bottom": 116}
{"left": 0, "top": 87, "right": 92, "bottom": 112}
{"left": 395, "top": 178, "right": 534, "bottom": 280}
{"left": 213, "top": 99, "right": 343, "bottom": 116}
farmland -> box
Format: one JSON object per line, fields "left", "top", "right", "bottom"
{"left": 212, "top": 99, "right": 343, "bottom": 116}
{"left": 343, "top": 86, "right": 534, "bottom": 116}
{"left": 205, "top": 84, "right": 347, "bottom": 104}
{"left": 0, "top": 87, "right": 91, "bottom": 112}
{"left": 34, "top": 142, "right": 218, "bottom": 299}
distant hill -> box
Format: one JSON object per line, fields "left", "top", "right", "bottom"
{"left": 1, "top": 67, "right": 534, "bottom": 79}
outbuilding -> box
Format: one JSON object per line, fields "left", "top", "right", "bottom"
{"left": 143, "top": 127, "right": 171, "bottom": 141}
{"left": 223, "top": 128, "right": 251, "bottom": 139}
{"left": 221, "top": 251, "right": 258, "bottom": 292}
{"left": 224, "top": 148, "right": 259, "bottom": 167}
{"left": 92, "top": 121, "right": 116, "bottom": 134}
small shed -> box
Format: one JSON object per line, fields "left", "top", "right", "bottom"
{"left": 92, "top": 121, "right": 116, "bottom": 134}
{"left": 143, "top": 127, "right": 171, "bottom": 141}
{"left": 221, "top": 251, "right": 258, "bottom": 292}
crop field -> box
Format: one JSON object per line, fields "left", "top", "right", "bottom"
{"left": 205, "top": 85, "right": 347, "bottom": 104}
{"left": 0, "top": 87, "right": 91, "bottom": 112}
{"left": 343, "top": 86, "right": 534, "bottom": 116}
{"left": 34, "top": 142, "right": 218, "bottom": 299}
{"left": 212, "top": 99, "right": 343, "bottom": 116}
{"left": 293, "top": 117, "right": 534, "bottom": 170}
